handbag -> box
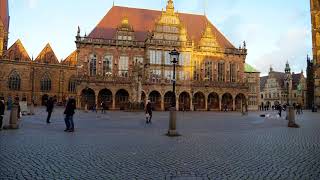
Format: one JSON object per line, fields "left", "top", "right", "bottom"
{"left": 145, "top": 113, "right": 150, "bottom": 118}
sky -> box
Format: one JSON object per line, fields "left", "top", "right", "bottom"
{"left": 8, "top": 0, "right": 312, "bottom": 76}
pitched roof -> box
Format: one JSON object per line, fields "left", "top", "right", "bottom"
{"left": 0, "top": 0, "right": 9, "bottom": 31}
{"left": 292, "top": 73, "right": 304, "bottom": 90}
{"left": 260, "top": 72, "right": 304, "bottom": 91}
{"left": 35, "top": 43, "right": 59, "bottom": 64}
{"left": 62, "top": 50, "right": 77, "bottom": 66}
{"left": 5, "top": 39, "right": 31, "bottom": 61}
{"left": 88, "top": 6, "right": 234, "bottom": 48}
{"left": 260, "top": 76, "right": 268, "bottom": 91}
{"left": 244, "top": 63, "right": 259, "bottom": 73}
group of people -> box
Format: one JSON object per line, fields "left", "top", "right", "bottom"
{"left": 46, "top": 97, "right": 76, "bottom": 132}
{"left": 0, "top": 97, "right": 5, "bottom": 130}
{"left": 91, "top": 101, "right": 108, "bottom": 113}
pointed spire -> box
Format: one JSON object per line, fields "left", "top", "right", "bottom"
{"left": 270, "top": 65, "right": 273, "bottom": 72}
{"left": 285, "top": 60, "right": 291, "bottom": 74}
{"left": 77, "top": 26, "right": 80, "bottom": 37}
{"left": 166, "top": 0, "right": 175, "bottom": 15}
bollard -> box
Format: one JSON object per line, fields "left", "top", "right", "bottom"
{"left": 167, "top": 107, "right": 179, "bottom": 136}
{"left": 4, "top": 104, "right": 19, "bottom": 129}
{"left": 288, "top": 106, "right": 299, "bottom": 128}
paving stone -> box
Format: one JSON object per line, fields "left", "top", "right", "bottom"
{"left": 0, "top": 108, "right": 319, "bottom": 179}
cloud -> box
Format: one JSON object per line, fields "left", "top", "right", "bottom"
{"left": 253, "top": 27, "right": 311, "bottom": 76}
{"left": 27, "top": 0, "right": 38, "bottom": 9}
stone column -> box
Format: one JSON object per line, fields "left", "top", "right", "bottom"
{"left": 205, "top": 95, "right": 208, "bottom": 111}
{"left": 176, "top": 95, "right": 179, "bottom": 111}
{"left": 161, "top": 96, "right": 165, "bottom": 111}
{"left": 190, "top": 96, "right": 193, "bottom": 111}
{"left": 95, "top": 94, "right": 99, "bottom": 108}
{"left": 233, "top": 97, "right": 236, "bottom": 111}
{"left": 219, "top": 95, "right": 222, "bottom": 111}
{"left": 112, "top": 95, "right": 116, "bottom": 110}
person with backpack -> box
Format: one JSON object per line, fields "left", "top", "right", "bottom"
{"left": 64, "top": 97, "right": 76, "bottom": 132}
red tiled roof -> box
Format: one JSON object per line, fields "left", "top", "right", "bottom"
{"left": 62, "top": 50, "right": 77, "bottom": 66}
{"left": 5, "top": 39, "right": 31, "bottom": 61}
{"left": 88, "top": 6, "right": 235, "bottom": 48}
{"left": 35, "top": 43, "right": 59, "bottom": 64}
{"left": 0, "top": 0, "right": 9, "bottom": 31}
{"left": 260, "top": 72, "right": 304, "bottom": 91}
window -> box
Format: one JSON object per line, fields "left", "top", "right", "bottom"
{"left": 193, "top": 59, "right": 201, "bottom": 81}
{"left": 179, "top": 52, "right": 191, "bottom": 66}
{"left": 8, "top": 71, "right": 21, "bottom": 90}
{"left": 119, "top": 56, "right": 129, "bottom": 77}
{"left": 204, "top": 60, "right": 213, "bottom": 81}
{"left": 149, "top": 50, "right": 162, "bottom": 64}
{"left": 68, "top": 79, "right": 77, "bottom": 93}
{"left": 41, "top": 74, "right": 51, "bottom": 92}
{"left": 103, "top": 55, "right": 113, "bottom": 75}
{"left": 164, "top": 51, "right": 171, "bottom": 65}
{"left": 90, "top": 54, "right": 97, "bottom": 76}
{"left": 218, "top": 62, "right": 225, "bottom": 82}
{"left": 230, "top": 63, "right": 236, "bottom": 82}
{"left": 179, "top": 71, "right": 190, "bottom": 81}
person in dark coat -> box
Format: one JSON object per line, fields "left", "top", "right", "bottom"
{"left": 145, "top": 100, "right": 152, "bottom": 124}
{"left": 278, "top": 105, "right": 282, "bottom": 117}
{"left": 64, "top": 97, "right": 76, "bottom": 132}
{"left": 0, "top": 98, "right": 5, "bottom": 130}
{"left": 46, "top": 97, "right": 54, "bottom": 123}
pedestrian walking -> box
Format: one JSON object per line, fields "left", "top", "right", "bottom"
{"left": 278, "top": 105, "right": 282, "bottom": 117}
{"left": 0, "top": 97, "right": 5, "bottom": 130}
{"left": 145, "top": 100, "right": 152, "bottom": 124}
{"left": 64, "top": 97, "right": 76, "bottom": 132}
{"left": 46, "top": 97, "right": 54, "bottom": 123}
{"left": 101, "top": 101, "right": 107, "bottom": 114}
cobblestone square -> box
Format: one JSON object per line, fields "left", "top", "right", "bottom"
{"left": 0, "top": 108, "right": 320, "bottom": 179}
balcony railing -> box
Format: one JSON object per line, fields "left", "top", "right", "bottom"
{"left": 76, "top": 37, "right": 145, "bottom": 47}
{"left": 76, "top": 37, "right": 246, "bottom": 56}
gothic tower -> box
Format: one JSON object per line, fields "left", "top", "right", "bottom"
{"left": 310, "top": 0, "right": 320, "bottom": 106}
{"left": 0, "top": 0, "right": 9, "bottom": 57}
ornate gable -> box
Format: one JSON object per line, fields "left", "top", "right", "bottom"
{"left": 35, "top": 43, "right": 59, "bottom": 64}
{"left": 199, "top": 21, "right": 219, "bottom": 50}
{"left": 5, "top": 39, "right": 31, "bottom": 61}
{"left": 62, "top": 50, "right": 77, "bottom": 66}
{"left": 153, "top": 0, "right": 182, "bottom": 41}
{"left": 115, "top": 17, "right": 135, "bottom": 41}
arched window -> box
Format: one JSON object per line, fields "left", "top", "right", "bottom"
{"left": 41, "top": 74, "right": 51, "bottom": 92}
{"left": 90, "top": 54, "right": 97, "bottom": 76}
{"left": 103, "top": 55, "right": 113, "bottom": 76}
{"left": 68, "top": 78, "right": 77, "bottom": 93}
{"left": 8, "top": 71, "right": 21, "bottom": 90}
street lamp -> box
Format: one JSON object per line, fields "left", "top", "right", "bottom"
{"left": 167, "top": 48, "right": 180, "bottom": 137}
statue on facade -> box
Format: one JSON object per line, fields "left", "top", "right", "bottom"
{"left": 131, "top": 59, "right": 143, "bottom": 110}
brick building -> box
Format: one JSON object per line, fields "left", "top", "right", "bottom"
{"left": 0, "top": 0, "right": 260, "bottom": 111}
{"left": 260, "top": 63, "right": 306, "bottom": 109}
{"left": 310, "top": 0, "right": 320, "bottom": 107}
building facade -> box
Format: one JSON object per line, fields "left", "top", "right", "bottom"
{"left": 311, "top": 0, "right": 320, "bottom": 107}
{"left": 244, "top": 64, "right": 260, "bottom": 110}
{"left": 306, "top": 55, "right": 315, "bottom": 109}
{"left": 260, "top": 63, "right": 306, "bottom": 108}
{"left": 0, "top": 0, "right": 260, "bottom": 111}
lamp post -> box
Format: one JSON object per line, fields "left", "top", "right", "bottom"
{"left": 167, "top": 48, "right": 180, "bottom": 136}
